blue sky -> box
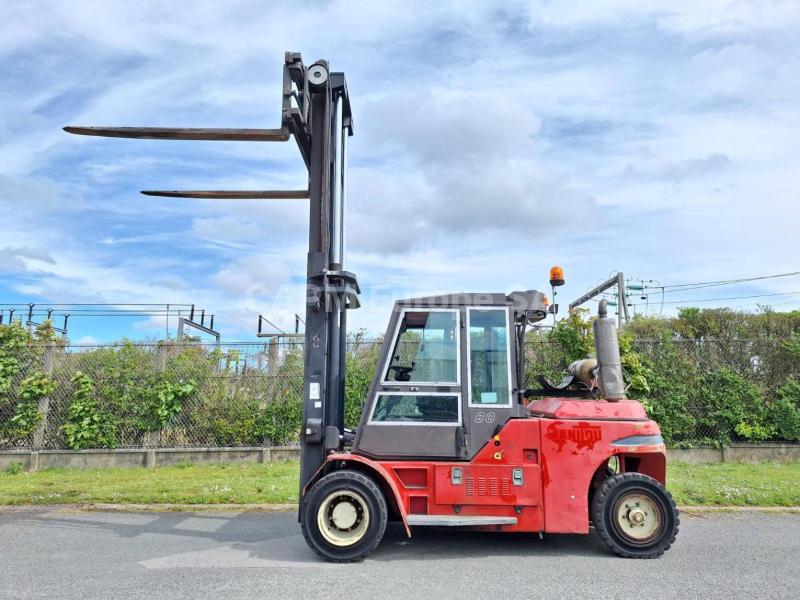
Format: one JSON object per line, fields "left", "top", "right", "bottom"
{"left": 1, "top": 0, "right": 799, "bottom": 343}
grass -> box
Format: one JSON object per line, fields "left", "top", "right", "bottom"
{"left": 0, "top": 460, "right": 798, "bottom": 507}
{"left": 0, "top": 461, "right": 298, "bottom": 506}
{"left": 667, "top": 461, "right": 800, "bottom": 507}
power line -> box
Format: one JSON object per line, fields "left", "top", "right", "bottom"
{"left": 2, "top": 310, "right": 192, "bottom": 318}
{"left": 659, "top": 271, "right": 800, "bottom": 288}
{"left": 643, "top": 271, "right": 800, "bottom": 294}
{"left": 20, "top": 313, "right": 190, "bottom": 318}
{"left": 0, "top": 303, "right": 194, "bottom": 307}
{"left": 628, "top": 290, "right": 800, "bottom": 307}
{"left": 661, "top": 290, "right": 800, "bottom": 305}
{"left": 739, "top": 297, "right": 800, "bottom": 309}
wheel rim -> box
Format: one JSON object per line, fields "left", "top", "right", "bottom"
{"left": 317, "top": 490, "right": 370, "bottom": 547}
{"left": 612, "top": 491, "right": 664, "bottom": 545}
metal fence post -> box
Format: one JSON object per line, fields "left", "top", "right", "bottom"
{"left": 256, "top": 338, "right": 280, "bottom": 415}
{"left": 156, "top": 343, "right": 168, "bottom": 371}
{"left": 145, "top": 344, "right": 169, "bottom": 449}
{"left": 32, "top": 343, "right": 55, "bottom": 450}
{"left": 268, "top": 338, "right": 279, "bottom": 377}
{"left": 264, "top": 337, "right": 280, "bottom": 408}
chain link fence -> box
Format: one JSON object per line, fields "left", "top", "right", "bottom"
{"left": 1, "top": 336, "right": 798, "bottom": 450}
{"left": 633, "top": 337, "right": 798, "bottom": 392}
{"left": 632, "top": 337, "right": 800, "bottom": 444}
{"left": 0, "top": 340, "right": 308, "bottom": 450}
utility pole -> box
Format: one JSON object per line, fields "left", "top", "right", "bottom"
{"left": 569, "top": 272, "right": 630, "bottom": 327}
{"left": 616, "top": 272, "right": 629, "bottom": 328}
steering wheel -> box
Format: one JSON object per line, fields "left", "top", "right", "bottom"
{"left": 388, "top": 365, "right": 413, "bottom": 381}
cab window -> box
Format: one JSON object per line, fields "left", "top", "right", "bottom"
{"left": 468, "top": 308, "right": 511, "bottom": 405}
{"left": 371, "top": 394, "right": 460, "bottom": 424}
{"left": 384, "top": 310, "right": 459, "bottom": 384}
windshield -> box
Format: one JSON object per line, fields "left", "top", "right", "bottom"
{"left": 384, "top": 310, "right": 459, "bottom": 384}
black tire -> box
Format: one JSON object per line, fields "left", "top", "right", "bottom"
{"left": 591, "top": 472, "right": 679, "bottom": 559}
{"left": 301, "top": 469, "right": 387, "bottom": 562}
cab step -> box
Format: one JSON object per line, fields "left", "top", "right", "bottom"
{"left": 406, "top": 515, "right": 518, "bottom": 527}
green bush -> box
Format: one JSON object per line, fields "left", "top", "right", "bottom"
{"left": 619, "top": 332, "right": 650, "bottom": 397}
{"left": 2, "top": 462, "right": 23, "bottom": 475}
{"left": 0, "top": 323, "right": 29, "bottom": 396}
{"left": 257, "top": 396, "right": 302, "bottom": 445}
{"left": 694, "top": 368, "right": 766, "bottom": 444}
{"left": 782, "top": 332, "right": 800, "bottom": 359}
{"left": 734, "top": 421, "right": 775, "bottom": 442}
{"left": 4, "top": 373, "right": 57, "bottom": 442}
{"left": 135, "top": 380, "right": 195, "bottom": 432}
{"left": 344, "top": 334, "right": 381, "bottom": 428}
{"left": 550, "top": 310, "right": 594, "bottom": 364}
{"left": 191, "top": 389, "right": 262, "bottom": 447}
{"left": 3, "top": 307, "right": 800, "bottom": 450}
{"left": 73, "top": 342, "right": 162, "bottom": 441}
{"left": 62, "top": 372, "right": 116, "bottom": 450}
{"left": 639, "top": 335, "right": 698, "bottom": 444}
{"left": 0, "top": 323, "right": 59, "bottom": 445}
{"left": 65, "top": 342, "right": 199, "bottom": 443}
{"left": 541, "top": 308, "right": 800, "bottom": 447}
{"left": 768, "top": 379, "right": 800, "bottom": 442}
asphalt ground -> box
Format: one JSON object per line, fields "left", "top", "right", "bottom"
{"left": 1, "top": 508, "right": 797, "bottom": 600}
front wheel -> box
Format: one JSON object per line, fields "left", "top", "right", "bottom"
{"left": 591, "top": 472, "right": 679, "bottom": 558}
{"left": 301, "top": 469, "right": 387, "bottom": 562}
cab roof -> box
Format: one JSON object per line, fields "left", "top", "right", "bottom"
{"left": 395, "top": 290, "right": 549, "bottom": 316}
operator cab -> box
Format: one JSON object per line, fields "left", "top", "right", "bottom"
{"left": 353, "top": 292, "right": 548, "bottom": 460}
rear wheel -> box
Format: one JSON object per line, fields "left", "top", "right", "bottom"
{"left": 301, "top": 470, "right": 387, "bottom": 562}
{"left": 591, "top": 472, "right": 679, "bottom": 558}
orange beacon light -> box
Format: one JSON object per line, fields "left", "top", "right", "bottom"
{"left": 549, "top": 266, "right": 565, "bottom": 287}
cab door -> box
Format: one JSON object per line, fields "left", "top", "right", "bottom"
{"left": 465, "top": 307, "right": 517, "bottom": 457}
{"left": 354, "top": 308, "right": 464, "bottom": 458}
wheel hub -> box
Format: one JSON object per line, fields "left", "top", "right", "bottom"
{"left": 331, "top": 500, "right": 358, "bottom": 529}
{"left": 613, "top": 492, "right": 663, "bottom": 544}
{"left": 317, "top": 490, "right": 370, "bottom": 547}
{"left": 629, "top": 508, "right": 646, "bottom": 524}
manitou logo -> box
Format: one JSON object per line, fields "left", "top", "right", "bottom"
{"left": 547, "top": 423, "right": 603, "bottom": 450}
{"left": 556, "top": 425, "right": 602, "bottom": 443}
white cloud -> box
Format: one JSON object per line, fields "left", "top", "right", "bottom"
{"left": 0, "top": 246, "right": 55, "bottom": 273}
{"left": 211, "top": 254, "right": 291, "bottom": 298}
{"left": 1, "top": 0, "right": 800, "bottom": 341}
{"left": 191, "top": 216, "right": 263, "bottom": 245}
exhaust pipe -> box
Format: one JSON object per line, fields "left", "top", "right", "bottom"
{"left": 593, "top": 299, "right": 626, "bottom": 401}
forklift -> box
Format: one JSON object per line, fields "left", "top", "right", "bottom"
{"left": 66, "top": 52, "right": 679, "bottom": 562}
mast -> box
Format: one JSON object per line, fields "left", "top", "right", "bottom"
{"left": 64, "top": 51, "right": 359, "bottom": 502}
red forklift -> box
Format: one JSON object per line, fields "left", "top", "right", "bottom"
{"left": 66, "top": 52, "right": 679, "bottom": 562}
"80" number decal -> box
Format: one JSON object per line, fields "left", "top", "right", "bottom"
{"left": 474, "top": 411, "right": 496, "bottom": 424}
